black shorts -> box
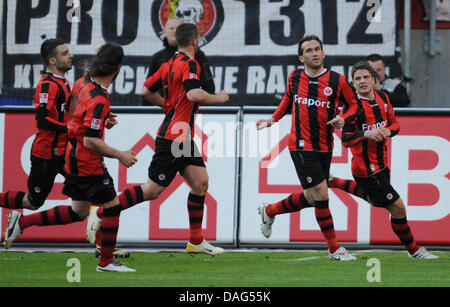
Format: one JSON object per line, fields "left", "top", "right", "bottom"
{"left": 27, "top": 154, "right": 65, "bottom": 207}
{"left": 148, "top": 137, "right": 205, "bottom": 187}
{"left": 353, "top": 168, "right": 400, "bottom": 207}
{"left": 62, "top": 172, "right": 117, "bottom": 204}
{"left": 290, "top": 150, "right": 332, "bottom": 189}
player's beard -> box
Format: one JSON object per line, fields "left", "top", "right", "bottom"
{"left": 56, "top": 60, "right": 72, "bottom": 73}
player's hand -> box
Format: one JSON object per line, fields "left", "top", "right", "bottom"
{"left": 119, "top": 150, "right": 137, "bottom": 168}
{"left": 378, "top": 127, "right": 391, "bottom": 138}
{"left": 327, "top": 117, "right": 345, "bottom": 129}
{"left": 256, "top": 118, "right": 275, "bottom": 130}
{"left": 364, "top": 130, "right": 386, "bottom": 142}
{"left": 105, "top": 113, "right": 118, "bottom": 129}
{"left": 216, "top": 90, "right": 229, "bottom": 104}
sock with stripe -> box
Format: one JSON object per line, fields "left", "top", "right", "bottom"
{"left": 19, "top": 206, "right": 83, "bottom": 229}
{"left": 98, "top": 205, "right": 121, "bottom": 267}
{"left": 266, "top": 192, "right": 312, "bottom": 218}
{"left": 187, "top": 193, "right": 205, "bottom": 245}
{"left": 390, "top": 217, "right": 420, "bottom": 255}
{"left": 314, "top": 200, "right": 341, "bottom": 254}
{"left": 95, "top": 186, "right": 144, "bottom": 219}
{"left": 0, "top": 191, "right": 25, "bottom": 209}
{"left": 328, "top": 177, "right": 367, "bottom": 201}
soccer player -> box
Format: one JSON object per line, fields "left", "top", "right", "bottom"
{"left": 141, "top": 17, "right": 215, "bottom": 105}
{"left": 88, "top": 23, "right": 229, "bottom": 255}
{"left": 4, "top": 43, "right": 139, "bottom": 272}
{"left": 329, "top": 61, "right": 437, "bottom": 259}
{"left": 1, "top": 39, "right": 78, "bottom": 248}
{"left": 255, "top": 35, "right": 359, "bottom": 261}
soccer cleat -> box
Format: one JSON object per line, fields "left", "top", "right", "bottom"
{"left": 86, "top": 207, "right": 101, "bottom": 244}
{"left": 95, "top": 244, "right": 131, "bottom": 259}
{"left": 409, "top": 247, "right": 439, "bottom": 259}
{"left": 96, "top": 259, "right": 135, "bottom": 272}
{"left": 186, "top": 239, "right": 224, "bottom": 256}
{"left": 329, "top": 247, "right": 357, "bottom": 261}
{"left": 3, "top": 211, "right": 23, "bottom": 249}
{"left": 258, "top": 203, "right": 275, "bottom": 238}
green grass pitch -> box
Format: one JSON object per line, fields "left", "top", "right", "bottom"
{"left": 0, "top": 250, "right": 449, "bottom": 287}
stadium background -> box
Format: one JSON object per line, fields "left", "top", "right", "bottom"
{"left": 0, "top": 0, "right": 448, "bottom": 248}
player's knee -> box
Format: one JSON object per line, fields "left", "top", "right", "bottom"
{"left": 391, "top": 199, "right": 406, "bottom": 218}
{"left": 25, "top": 194, "right": 44, "bottom": 210}
{"left": 73, "top": 206, "right": 90, "bottom": 219}
{"left": 191, "top": 179, "right": 208, "bottom": 195}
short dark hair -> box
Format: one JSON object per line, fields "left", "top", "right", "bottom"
{"left": 83, "top": 43, "right": 124, "bottom": 77}
{"left": 298, "top": 35, "right": 323, "bottom": 56}
{"left": 176, "top": 23, "right": 199, "bottom": 48}
{"left": 365, "top": 54, "right": 385, "bottom": 66}
{"left": 41, "top": 38, "right": 65, "bottom": 67}
{"left": 351, "top": 61, "right": 377, "bottom": 79}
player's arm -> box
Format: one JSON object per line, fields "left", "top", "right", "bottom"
{"left": 195, "top": 49, "right": 215, "bottom": 94}
{"left": 257, "top": 70, "right": 294, "bottom": 130}
{"left": 83, "top": 99, "right": 137, "bottom": 168}
{"left": 379, "top": 97, "right": 400, "bottom": 138}
{"left": 341, "top": 118, "right": 365, "bottom": 147}
{"left": 330, "top": 76, "right": 360, "bottom": 129}
{"left": 35, "top": 82, "right": 68, "bottom": 132}
{"left": 142, "top": 66, "right": 164, "bottom": 108}
{"left": 184, "top": 60, "right": 228, "bottom": 105}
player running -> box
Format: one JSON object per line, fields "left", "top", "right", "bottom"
{"left": 86, "top": 23, "right": 229, "bottom": 256}
{"left": 329, "top": 61, "right": 438, "bottom": 259}
{"left": 256, "top": 35, "right": 359, "bottom": 261}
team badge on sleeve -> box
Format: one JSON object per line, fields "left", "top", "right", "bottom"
{"left": 39, "top": 93, "right": 48, "bottom": 104}
{"left": 91, "top": 118, "right": 101, "bottom": 130}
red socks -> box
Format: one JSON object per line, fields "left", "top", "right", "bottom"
{"left": 98, "top": 205, "right": 121, "bottom": 267}
{"left": 314, "top": 200, "right": 340, "bottom": 254}
{"left": 328, "top": 177, "right": 367, "bottom": 201}
{"left": 391, "top": 217, "right": 419, "bottom": 255}
{"left": 19, "top": 206, "right": 82, "bottom": 229}
{"left": 187, "top": 193, "right": 205, "bottom": 245}
{"left": 0, "top": 191, "right": 25, "bottom": 209}
{"left": 266, "top": 193, "right": 312, "bottom": 218}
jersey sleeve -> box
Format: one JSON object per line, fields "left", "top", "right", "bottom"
{"left": 83, "top": 97, "right": 110, "bottom": 138}
{"left": 385, "top": 95, "right": 400, "bottom": 137}
{"left": 182, "top": 60, "right": 202, "bottom": 92}
{"left": 272, "top": 70, "right": 295, "bottom": 122}
{"left": 337, "top": 76, "right": 359, "bottom": 123}
{"left": 341, "top": 111, "right": 365, "bottom": 148}
{"left": 35, "top": 81, "right": 67, "bottom": 132}
{"left": 143, "top": 63, "right": 164, "bottom": 92}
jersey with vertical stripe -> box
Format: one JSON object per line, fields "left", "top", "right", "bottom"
{"left": 144, "top": 51, "right": 202, "bottom": 142}
{"left": 32, "top": 72, "right": 71, "bottom": 159}
{"left": 272, "top": 68, "right": 359, "bottom": 152}
{"left": 65, "top": 76, "right": 111, "bottom": 177}
{"left": 342, "top": 90, "right": 400, "bottom": 177}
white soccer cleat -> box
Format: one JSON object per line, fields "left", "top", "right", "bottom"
{"left": 258, "top": 203, "right": 275, "bottom": 238}
{"left": 86, "top": 207, "right": 101, "bottom": 244}
{"left": 3, "top": 211, "right": 23, "bottom": 249}
{"left": 329, "top": 247, "right": 357, "bottom": 261}
{"left": 409, "top": 247, "right": 439, "bottom": 259}
{"left": 186, "top": 239, "right": 224, "bottom": 256}
{"left": 96, "top": 260, "right": 136, "bottom": 272}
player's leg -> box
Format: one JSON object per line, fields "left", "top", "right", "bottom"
{"left": 181, "top": 164, "right": 224, "bottom": 255}
{"left": 328, "top": 174, "right": 368, "bottom": 201}
{"left": 387, "top": 198, "right": 438, "bottom": 259}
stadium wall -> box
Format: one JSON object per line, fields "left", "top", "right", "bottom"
{"left": 0, "top": 106, "right": 449, "bottom": 248}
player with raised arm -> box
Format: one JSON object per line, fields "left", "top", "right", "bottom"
{"left": 331, "top": 61, "right": 437, "bottom": 259}
{"left": 256, "top": 35, "right": 359, "bottom": 261}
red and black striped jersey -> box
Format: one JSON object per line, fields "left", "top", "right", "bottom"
{"left": 144, "top": 51, "right": 202, "bottom": 142}
{"left": 65, "top": 76, "right": 111, "bottom": 177}
{"left": 32, "top": 72, "right": 71, "bottom": 159}
{"left": 272, "top": 68, "right": 359, "bottom": 152}
{"left": 342, "top": 90, "right": 400, "bottom": 177}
